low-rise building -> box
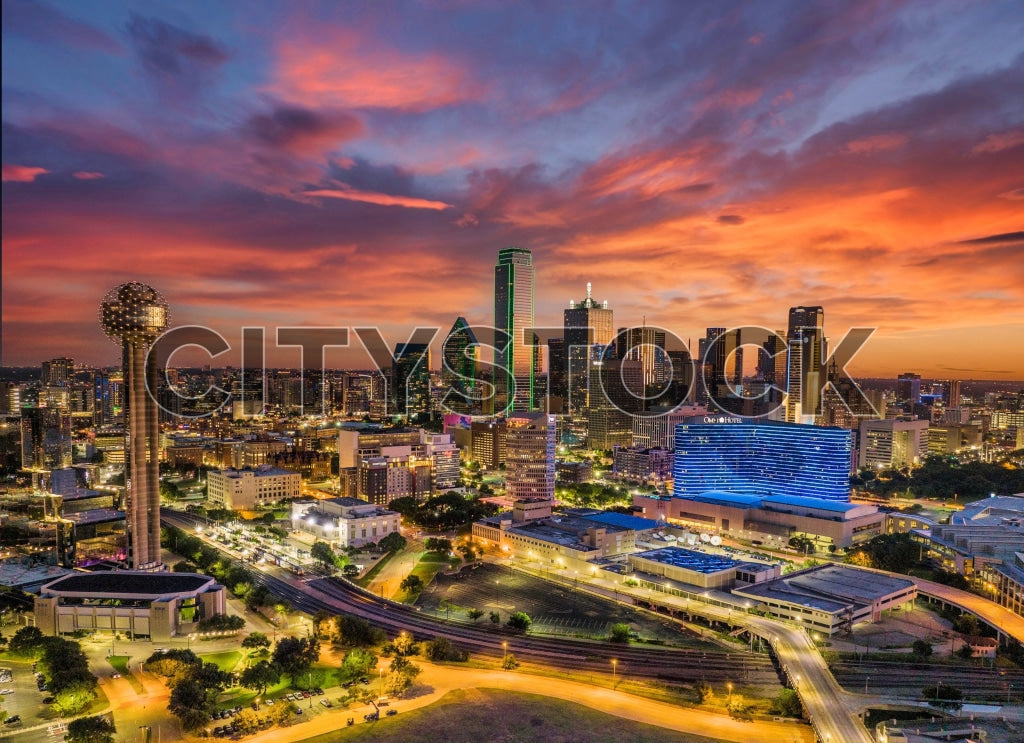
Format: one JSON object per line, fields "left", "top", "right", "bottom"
{"left": 633, "top": 491, "right": 885, "bottom": 550}
{"left": 34, "top": 571, "right": 226, "bottom": 642}
{"left": 612, "top": 446, "right": 672, "bottom": 482}
{"left": 627, "top": 546, "right": 780, "bottom": 590}
{"left": 207, "top": 465, "right": 301, "bottom": 510}
{"left": 732, "top": 564, "right": 917, "bottom": 635}
{"left": 290, "top": 497, "right": 401, "bottom": 548}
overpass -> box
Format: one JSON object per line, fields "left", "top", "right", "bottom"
{"left": 913, "top": 576, "right": 1024, "bottom": 645}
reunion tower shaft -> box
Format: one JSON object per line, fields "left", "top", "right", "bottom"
{"left": 100, "top": 283, "right": 169, "bottom": 571}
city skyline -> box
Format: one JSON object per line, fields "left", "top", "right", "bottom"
{"left": 2, "top": 1, "right": 1023, "bottom": 378}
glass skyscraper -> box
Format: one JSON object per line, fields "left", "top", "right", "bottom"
{"left": 673, "top": 419, "right": 852, "bottom": 502}
{"left": 494, "top": 247, "right": 535, "bottom": 413}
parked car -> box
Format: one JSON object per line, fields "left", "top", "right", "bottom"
{"left": 319, "top": 699, "right": 332, "bottom": 708}
{"left": 363, "top": 712, "right": 378, "bottom": 721}
{"left": 386, "top": 709, "right": 398, "bottom": 716}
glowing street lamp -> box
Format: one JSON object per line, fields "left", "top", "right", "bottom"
{"left": 611, "top": 658, "right": 618, "bottom": 685}
{"left": 727, "top": 682, "right": 733, "bottom": 704}
{"left": 502, "top": 641, "right": 508, "bottom": 665}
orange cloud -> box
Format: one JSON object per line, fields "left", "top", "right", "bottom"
{"left": 271, "top": 31, "right": 480, "bottom": 111}
{"left": 2, "top": 164, "right": 49, "bottom": 182}
{"left": 305, "top": 187, "right": 452, "bottom": 210}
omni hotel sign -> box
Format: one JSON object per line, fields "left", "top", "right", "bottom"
{"left": 700, "top": 415, "right": 744, "bottom": 424}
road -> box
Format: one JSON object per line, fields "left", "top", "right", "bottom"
{"left": 240, "top": 660, "right": 814, "bottom": 743}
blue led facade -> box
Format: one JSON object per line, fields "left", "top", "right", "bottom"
{"left": 672, "top": 420, "right": 852, "bottom": 502}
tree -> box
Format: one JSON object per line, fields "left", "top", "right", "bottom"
{"left": 467, "top": 608, "right": 485, "bottom": 622}
{"left": 240, "top": 660, "right": 280, "bottom": 696}
{"left": 392, "top": 632, "right": 418, "bottom": 657}
{"left": 489, "top": 611, "right": 501, "bottom": 624}
{"left": 609, "top": 623, "right": 631, "bottom": 644}
{"left": 312, "top": 609, "right": 333, "bottom": 638}
{"left": 8, "top": 625, "right": 44, "bottom": 654}
{"left": 335, "top": 615, "right": 385, "bottom": 647}
{"left": 502, "top": 653, "right": 519, "bottom": 670}
{"left": 771, "top": 688, "right": 802, "bottom": 717}
{"left": 272, "top": 636, "right": 320, "bottom": 679}
{"left": 425, "top": 537, "right": 452, "bottom": 553}
{"left": 423, "top": 636, "right": 468, "bottom": 662}
{"left": 506, "top": 612, "right": 532, "bottom": 631}
{"left": 342, "top": 564, "right": 360, "bottom": 577}
{"left": 196, "top": 613, "right": 245, "bottom": 632}
{"left": 53, "top": 681, "right": 98, "bottom": 716}
{"left": 378, "top": 531, "right": 408, "bottom": 553}
{"left": 383, "top": 656, "right": 421, "bottom": 696}
{"left": 923, "top": 683, "right": 963, "bottom": 709}
{"left": 169, "top": 679, "right": 215, "bottom": 730}
{"left": 341, "top": 648, "right": 377, "bottom": 679}
{"left": 911, "top": 639, "right": 933, "bottom": 658}
{"left": 694, "top": 680, "right": 714, "bottom": 704}
{"left": 310, "top": 541, "right": 338, "bottom": 571}
{"left": 400, "top": 574, "right": 423, "bottom": 593}
{"left": 66, "top": 716, "right": 116, "bottom": 743}
{"left": 242, "top": 632, "right": 271, "bottom": 651}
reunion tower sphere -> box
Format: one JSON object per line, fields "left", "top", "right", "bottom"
{"left": 99, "top": 282, "right": 169, "bottom": 345}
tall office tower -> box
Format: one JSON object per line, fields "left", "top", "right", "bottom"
{"left": 785, "top": 306, "right": 825, "bottom": 424}
{"left": 393, "top": 342, "right": 431, "bottom": 419}
{"left": 943, "top": 379, "right": 961, "bottom": 408}
{"left": 673, "top": 419, "right": 853, "bottom": 502}
{"left": 20, "top": 407, "right": 72, "bottom": 490}
{"left": 505, "top": 412, "right": 556, "bottom": 502}
{"left": 41, "top": 357, "right": 74, "bottom": 387}
{"left": 546, "top": 337, "right": 567, "bottom": 412}
{"left": 92, "top": 372, "right": 111, "bottom": 426}
{"left": 701, "top": 327, "right": 742, "bottom": 409}
{"left": 896, "top": 372, "right": 922, "bottom": 406}
{"left": 564, "top": 283, "right": 614, "bottom": 414}
{"left": 586, "top": 356, "right": 642, "bottom": 449}
{"left": 442, "top": 317, "right": 480, "bottom": 414}
{"left": 100, "top": 282, "right": 169, "bottom": 571}
{"left": 616, "top": 325, "right": 665, "bottom": 389}
{"left": 494, "top": 247, "right": 535, "bottom": 413}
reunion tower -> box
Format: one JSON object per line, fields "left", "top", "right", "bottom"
{"left": 100, "top": 282, "right": 169, "bottom": 571}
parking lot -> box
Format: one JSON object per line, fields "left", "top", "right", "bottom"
{"left": 0, "top": 658, "right": 52, "bottom": 732}
{"left": 416, "top": 563, "right": 715, "bottom": 645}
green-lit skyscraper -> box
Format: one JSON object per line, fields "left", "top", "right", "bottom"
{"left": 494, "top": 247, "right": 535, "bottom": 413}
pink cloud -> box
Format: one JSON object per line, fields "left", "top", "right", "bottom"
{"left": 972, "top": 128, "right": 1024, "bottom": 154}
{"left": 271, "top": 31, "right": 482, "bottom": 111}
{"left": 2, "top": 164, "right": 49, "bottom": 182}
{"left": 72, "top": 171, "right": 104, "bottom": 180}
{"left": 305, "top": 187, "right": 452, "bottom": 210}
{"left": 842, "top": 133, "right": 907, "bottom": 154}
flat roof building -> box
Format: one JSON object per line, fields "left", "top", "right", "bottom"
{"left": 207, "top": 465, "right": 301, "bottom": 510}
{"left": 732, "top": 563, "right": 917, "bottom": 635}
{"left": 34, "top": 571, "right": 226, "bottom": 642}
{"left": 290, "top": 497, "right": 401, "bottom": 549}
{"left": 628, "top": 546, "right": 780, "bottom": 590}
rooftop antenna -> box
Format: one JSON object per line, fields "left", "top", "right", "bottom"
{"left": 586, "top": 282, "right": 592, "bottom": 300}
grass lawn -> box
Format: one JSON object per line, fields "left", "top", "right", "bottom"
{"left": 199, "top": 650, "right": 243, "bottom": 673}
{"left": 354, "top": 552, "right": 394, "bottom": 588}
{"left": 394, "top": 555, "right": 450, "bottom": 603}
{"left": 107, "top": 655, "right": 145, "bottom": 694}
{"left": 298, "top": 688, "right": 723, "bottom": 743}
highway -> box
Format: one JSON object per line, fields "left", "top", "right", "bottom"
{"left": 163, "top": 508, "right": 872, "bottom": 742}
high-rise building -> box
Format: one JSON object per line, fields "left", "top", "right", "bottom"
{"left": 41, "top": 357, "right": 74, "bottom": 387}
{"left": 545, "top": 337, "right": 567, "bottom": 412}
{"left": 785, "top": 306, "right": 825, "bottom": 424}
{"left": 100, "top": 282, "right": 169, "bottom": 571}
{"left": 494, "top": 247, "right": 535, "bottom": 413}
{"left": 673, "top": 418, "right": 853, "bottom": 502}
{"left": 858, "top": 418, "right": 930, "bottom": 470}
{"left": 505, "top": 412, "right": 556, "bottom": 502}
{"left": 564, "top": 283, "right": 613, "bottom": 414}
{"left": 616, "top": 325, "right": 665, "bottom": 390}
{"left": 896, "top": 372, "right": 922, "bottom": 406}
{"left": 942, "top": 379, "right": 962, "bottom": 408}
{"left": 20, "top": 407, "right": 72, "bottom": 489}
{"left": 393, "top": 341, "right": 431, "bottom": 419}
{"left": 470, "top": 419, "right": 507, "bottom": 469}
{"left": 441, "top": 317, "right": 480, "bottom": 415}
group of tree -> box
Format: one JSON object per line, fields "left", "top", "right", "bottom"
{"left": 378, "top": 531, "right": 408, "bottom": 554}
{"left": 271, "top": 635, "right": 321, "bottom": 679}
{"left": 555, "top": 482, "right": 632, "bottom": 510}
{"left": 196, "top": 613, "right": 245, "bottom": 632}
{"left": 381, "top": 654, "right": 421, "bottom": 695}
{"left": 144, "top": 649, "right": 232, "bottom": 730}
{"left": 9, "top": 628, "right": 98, "bottom": 715}
{"left": 506, "top": 612, "right": 532, "bottom": 631}
{"left": 788, "top": 535, "right": 816, "bottom": 555}
{"left": 387, "top": 492, "right": 498, "bottom": 530}
{"left": 855, "top": 455, "right": 1024, "bottom": 500}
{"left": 424, "top": 537, "right": 453, "bottom": 554}
{"left": 770, "top": 688, "right": 802, "bottom": 717}
{"left": 162, "top": 525, "right": 272, "bottom": 611}
{"left": 844, "top": 533, "right": 920, "bottom": 573}
{"left": 333, "top": 615, "right": 388, "bottom": 647}
{"left": 66, "top": 715, "right": 116, "bottom": 743}
{"left": 423, "top": 636, "right": 469, "bottom": 662}
{"left": 608, "top": 623, "right": 631, "bottom": 643}
{"left": 399, "top": 574, "right": 423, "bottom": 593}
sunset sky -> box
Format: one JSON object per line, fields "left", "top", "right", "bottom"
{"left": 3, "top": 0, "right": 1023, "bottom": 378}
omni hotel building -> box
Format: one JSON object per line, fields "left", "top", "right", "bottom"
{"left": 634, "top": 418, "right": 885, "bottom": 551}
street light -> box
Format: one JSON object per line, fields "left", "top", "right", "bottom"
{"left": 611, "top": 658, "right": 617, "bottom": 685}
{"left": 727, "top": 682, "right": 733, "bottom": 704}
{"left": 502, "top": 641, "right": 508, "bottom": 666}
